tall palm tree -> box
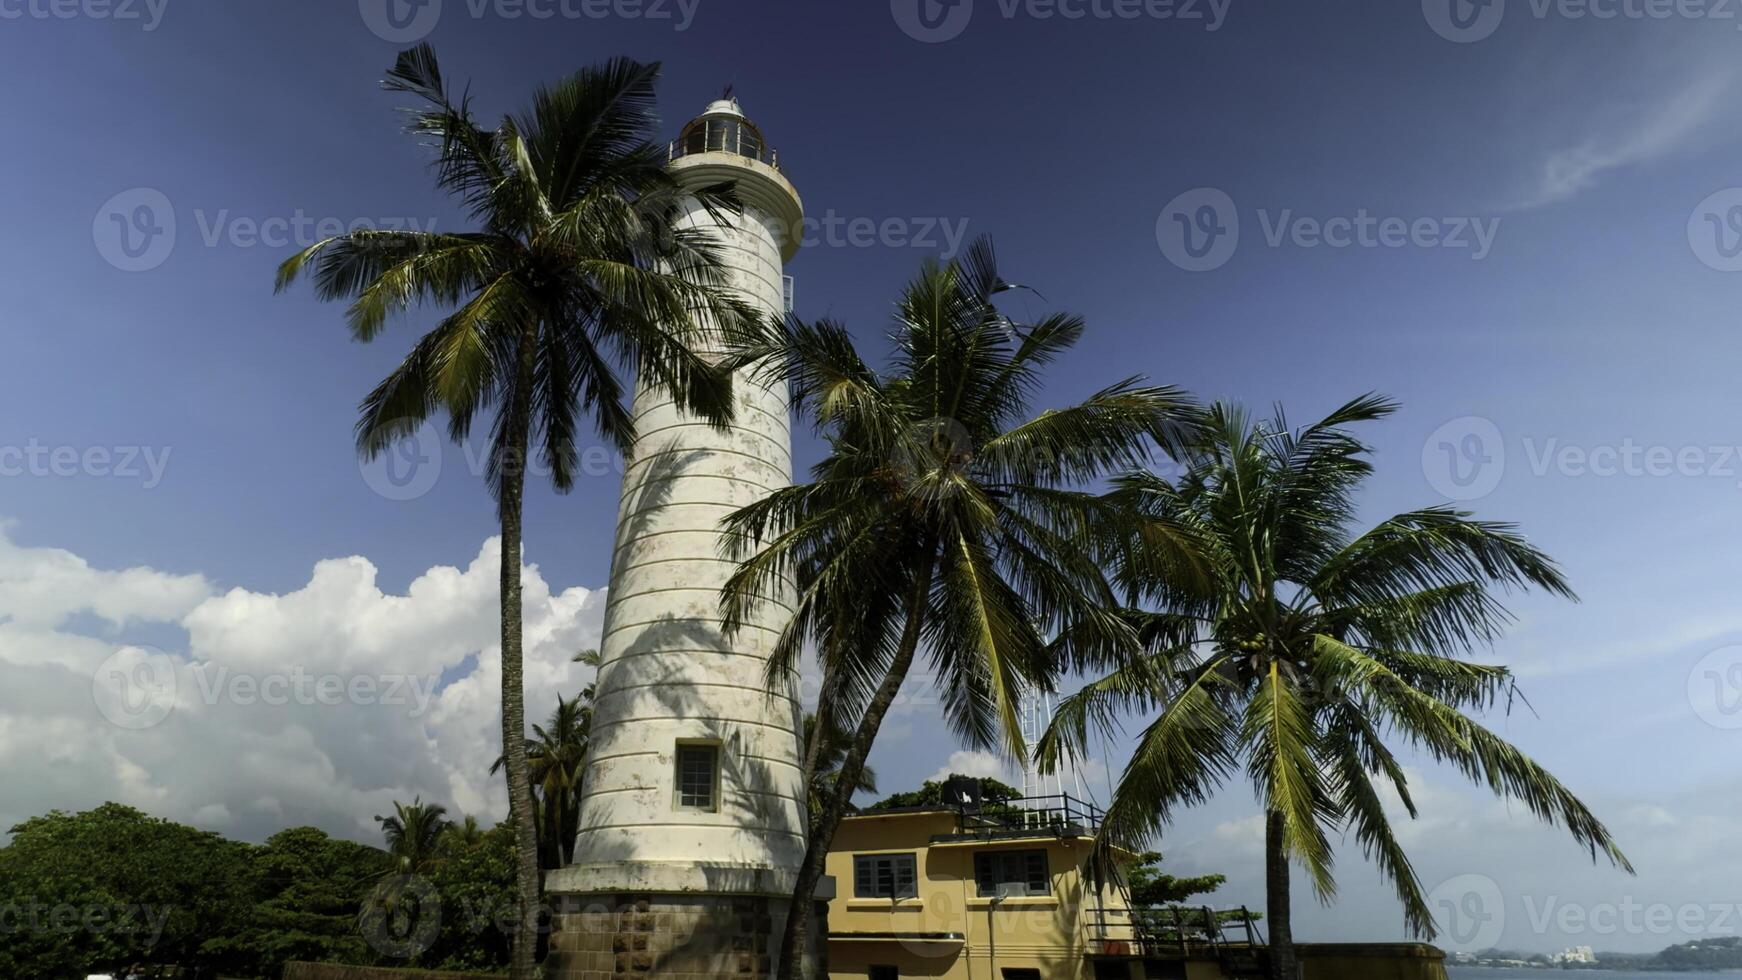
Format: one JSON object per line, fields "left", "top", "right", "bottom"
{"left": 798, "top": 711, "right": 877, "bottom": 819}
{"left": 493, "top": 674, "right": 594, "bottom": 869}
{"left": 1040, "top": 397, "right": 1632, "bottom": 980}
{"left": 277, "top": 46, "right": 758, "bottom": 979}
{"left": 720, "top": 239, "right": 1195, "bottom": 980}
{"left": 375, "top": 797, "right": 451, "bottom": 875}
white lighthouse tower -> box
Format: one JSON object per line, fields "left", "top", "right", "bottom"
{"left": 546, "top": 97, "right": 813, "bottom": 980}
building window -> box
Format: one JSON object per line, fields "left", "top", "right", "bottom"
{"left": 853, "top": 853, "right": 918, "bottom": 899}
{"left": 869, "top": 967, "right": 899, "bottom": 980}
{"left": 974, "top": 849, "right": 1050, "bottom": 897}
{"left": 1001, "top": 970, "right": 1041, "bottom": 980}
{"left": 674, "top": 743, "right": 719, "bottom": 811}
{"left": 1093, "top": 962, "right": 1132, "bottom": 980}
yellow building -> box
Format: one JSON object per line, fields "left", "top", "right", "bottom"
{"left": 821, "top": 794, "right": 1251, "bottom": 980}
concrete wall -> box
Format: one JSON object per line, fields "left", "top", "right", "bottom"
{"left": 1299, "top": 943, "right": 1449, "bottom": 980}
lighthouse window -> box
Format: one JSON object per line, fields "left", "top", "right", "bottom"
{"left": 853, "top": 853, "right": 918, "bottom": 899}
{"left": 675, "top": 743, "right": 719, "bottom": 811}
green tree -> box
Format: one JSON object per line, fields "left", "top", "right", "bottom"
{"left": 1124, "top": 851, "right": 1225, "bottom": 907}
{"left": 1041, "top": 397, "right": 1632, "bottom": 979}
{"left": 444, "top": 814, "right": 489, "bottom": 850}
{"left": 0, "top": 803, "right": 252, "bottom": 979}
{"left": 207, "top": 826, "right": 390, "bottom": 977}
{"left": 798, "top": 711, "right": 877, "bottom": 818}
{"left": 864, "top": 775, "right": 1021, "bottom": 811}
{"left": 423, "top": 822, "right": 519, "bottom": 971}
{"left": 375, "top": 797, "right": 451, "bottom": 876}
{"left": 493, "top": 682, "right": 593, "bottom": 869}
{"left": 721, "top": 239, "right": 1193, "bottom": 980}
{"left": 277, "top": 45, "right": 757, "bottom": 980}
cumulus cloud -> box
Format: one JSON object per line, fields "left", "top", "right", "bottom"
{"left": 928, "top": 749, "right": 1011, "bottom": 785}
{"left": 0, "top": 526, "right": 604, "bottom": 844}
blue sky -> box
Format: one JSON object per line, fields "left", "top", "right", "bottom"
{"left": 3, "top": 0, "right": 1742, "bottom": 955}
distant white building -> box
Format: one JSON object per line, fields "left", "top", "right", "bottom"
{"left": 1552, "top": 946, "right": 1597, "bottom": 964}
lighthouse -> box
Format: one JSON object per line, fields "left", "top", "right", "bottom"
{"left": 546, "top": 97, "right": 814, "bottom": 980}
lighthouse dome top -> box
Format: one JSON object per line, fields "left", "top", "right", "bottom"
{"left": 672, "top": 95, "right": 779, "bottom": 171}
{"left": 702, "top": 97, "right": 745, "bottom": 118}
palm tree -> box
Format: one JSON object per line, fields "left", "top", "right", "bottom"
{"left": 1040, "top": 397, "right": 1632, "bottom": 980}
{"left": 720, "top": 239, "right": 1195, "bottom": 980}
{"left": 277, "top": 46, "right": 758, "bottom": 980}
{"left": 443, "top": 814, "right": 488, "bottom": 850}
{"left": 798, "top": 711, "right": 877, "bottom": 818}
{"left": 375, "top": 797, "right": 451, "bottom": 875}
{"left": 493, "top": 676, "right": 593, "bottom": 869}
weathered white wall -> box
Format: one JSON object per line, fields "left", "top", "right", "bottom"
{"left": 561, "top": 153, "right": 807, "bottom": 896}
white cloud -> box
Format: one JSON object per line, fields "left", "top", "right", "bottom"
{"left": 1511, "top": 69, "right": 1731, "bottom": 210}
{"left": 0, "top": 524, "right": 211, "bottom": 631}
{"left": 0, "top": 525, "right": 604, "bottom": 844}
{"left": 928, "top": 749, "right": 1011, "bottom": 785}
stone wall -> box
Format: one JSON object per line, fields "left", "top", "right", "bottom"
{"left": 545, "top": 894, "right": 823, "bottom": 980}
{"left": 281, "top": 964, "right": 503, "bottom": 980}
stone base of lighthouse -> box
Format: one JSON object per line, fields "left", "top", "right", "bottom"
{"left": 544, "top": 872, "right": 825, "bottom": 980}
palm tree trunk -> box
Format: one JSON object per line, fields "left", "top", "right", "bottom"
{"left": 501, "top": 333, "right": 542, "bottom": 980}
{"left": 1266, "top": 808, "right": 1297, "bottom": 980}
{"left": 799, "top": 674, "right": 841, "bottom": 814}
{"left": 774, "top": 547, "right": 937, "bottom": 980}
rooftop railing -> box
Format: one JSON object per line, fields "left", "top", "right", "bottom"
{"left": 937, "top": 793, "right": 1106, "bottom": 842}
{"left": 1084, "top": 905, "right": 1265, "bottom": 961}
{"left": 668, "top": 117, "right": 781, "bottom": 171}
